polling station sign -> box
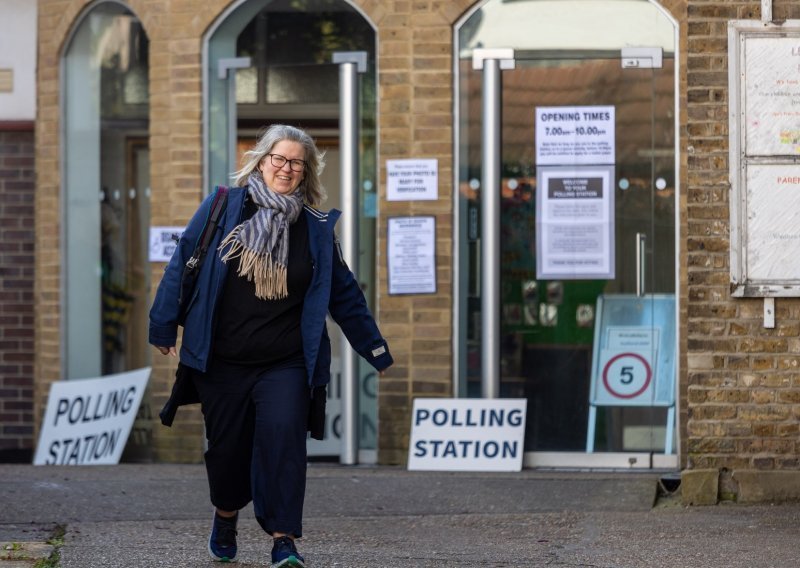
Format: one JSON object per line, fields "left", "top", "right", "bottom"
{"left": 33, "top": 368, "right": 150, "bottom": 466}
{"left": 408, "top": 398, "right": 527, "bottom": 472}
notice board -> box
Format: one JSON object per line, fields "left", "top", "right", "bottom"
{"left": 729, "top": 21, "right": 800, "bottom": 297}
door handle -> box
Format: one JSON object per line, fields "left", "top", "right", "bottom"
{"left": 636, "top": 232, "right": 646, "bottom": 297}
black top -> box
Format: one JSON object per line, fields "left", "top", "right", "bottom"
{"left": 213, "top": 198, "right": 312, "bottom": 367}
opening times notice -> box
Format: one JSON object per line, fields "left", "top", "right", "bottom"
{"left": 535, "top": 105, "right": 615, "bottom": 166}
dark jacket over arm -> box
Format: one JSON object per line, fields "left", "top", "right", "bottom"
{"left": 149, "top": 189, "right": 392, "bottom": 428}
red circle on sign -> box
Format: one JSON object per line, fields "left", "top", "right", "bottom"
{"left": 602, "top": 352, "right": 652, "bottom": 399}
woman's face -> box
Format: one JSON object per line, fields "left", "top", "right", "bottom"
{"left": 258, "top": 139, "right": 306, "bottom": 195}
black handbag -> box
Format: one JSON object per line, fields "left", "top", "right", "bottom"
{"left": 159, "top": 362, "right": 201, "bottom": 427}
{"left": 176, "top": 186, "right": 229, "bottom": 325}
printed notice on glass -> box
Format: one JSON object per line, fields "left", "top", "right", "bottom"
{"left": 745, "top": 37, "right": 800, "bottom": 156}
{"left": 386, "top": 159, "right": 438, "bottom": 201}
{"left": 535, "top": 105, "right": 615, "bottom": 165}
{"left": 149, "top": 226, "right": 184, "bottom": 262}
{"left": 388, "top": 216, "right": 436, "bottom": 295}
{"left": 535, "top": 165, "right": 615, "bottom": 280}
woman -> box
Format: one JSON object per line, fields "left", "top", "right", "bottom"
{"left": 149, "top": 124, "right": 393, "bottom": 567}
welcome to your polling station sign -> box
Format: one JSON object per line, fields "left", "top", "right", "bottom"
{"left": 33, "top": 368, "right": 150, "bottom": 466}
{"left": 408, "top": 398, "right": 527, "bottom": 472}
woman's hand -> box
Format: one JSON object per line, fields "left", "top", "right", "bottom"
{"left": 155, "top": 346, "right": 177, "bottom": 357}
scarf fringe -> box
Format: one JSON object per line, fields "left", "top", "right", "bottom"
{"left": 219, "top": 226, "right": 289, "bottom": 300}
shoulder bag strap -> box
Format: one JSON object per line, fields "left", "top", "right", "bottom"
{"left": 186, "top": 186, "right": 229, "bottom": 270}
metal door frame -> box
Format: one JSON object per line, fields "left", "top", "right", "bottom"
{"left": 216, "top": 51, "right": 368, "bottom": 465}
{"left": 453, "top": 4, "right": 681, "bottom": 470}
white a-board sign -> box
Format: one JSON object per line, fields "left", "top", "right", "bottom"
{"left": 586, "top": 295, "right": 676, "bottom": 453}
{"left": 589, "top": 295, "right": 675, "bottom": 407}
{"left": 408, "top": 398, "right": 527, "bottom": 472}
{"left": 34, "top": 368, "right": 151, "bottom": 465}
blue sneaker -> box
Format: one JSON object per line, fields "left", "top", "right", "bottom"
{"left": 208, "top": 511, "right": 238, "bottom": 562}
{"left": 271, "top": 536, "right": 305, "bottom": 567}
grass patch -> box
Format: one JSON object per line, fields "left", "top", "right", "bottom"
{"left": 32, "top": 524, "right": 66, "bottom": 568}
{"left": 3, "top": 542, "right": 24, "bottom": 552}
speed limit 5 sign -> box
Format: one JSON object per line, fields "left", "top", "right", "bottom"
{"left": 595, "top": 349, "right": 655, "bottom": 404}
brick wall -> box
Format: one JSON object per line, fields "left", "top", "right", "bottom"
{"left": 0, "top": 126, "right": 35, "bottom": 462}
{"left": 370, "top": 0, "right": 468, "bottom": 464}
{"left": 35, "top": 0, "right": 467, "bottom": 465}
{"left": 686, "top": 1, "right": 800, "bottom": 482}
{"left": 36, "top": 0, "right": 214, "bottom": 464}
{"left": 34, "top": 0, "right": 692, "bottom": 467}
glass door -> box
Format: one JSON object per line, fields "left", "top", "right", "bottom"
{"left": 206, "top": 0, "right": 378, "bottom": 462}
{"left": 63, "top": 4, "right": 151, "bottom": 380}
{"left": 456, "top": 0, "right": 677, "bottom": 467}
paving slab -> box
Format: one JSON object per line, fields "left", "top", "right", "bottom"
{"left": 2, "top": 464, "right": 799, "bottom": 567}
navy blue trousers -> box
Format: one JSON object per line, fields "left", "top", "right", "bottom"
{"left": 193, "top": 359, "right": 310, "bottom": 538}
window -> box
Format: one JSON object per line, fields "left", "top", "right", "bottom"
{"left": 63, "top": 2, "right": 150, "bottom": 379}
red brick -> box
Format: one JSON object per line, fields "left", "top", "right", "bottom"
{"left": 0, "top": 130, "right": 34, "bottom": 456}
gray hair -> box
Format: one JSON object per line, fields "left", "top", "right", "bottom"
{"left": 233, "top": 124, "right": 326, "bottom": 206}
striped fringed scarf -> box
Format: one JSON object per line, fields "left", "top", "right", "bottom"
{"left": 218, "top": 171, "right": 304, "bottom": 299}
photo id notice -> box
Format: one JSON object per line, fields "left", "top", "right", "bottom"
{"left": 386, "top": 159, "right": 438, "bottom": 201}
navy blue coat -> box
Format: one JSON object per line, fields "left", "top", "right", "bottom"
{"left": 149, "top": 187, "right": 393, "bottom": 423}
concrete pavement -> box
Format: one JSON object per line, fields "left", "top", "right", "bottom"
{"left": 1, "top": 463, "right": 799, "bottom": 567}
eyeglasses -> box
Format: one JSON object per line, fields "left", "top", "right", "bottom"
{"left": 266, "top": 153, "right": 306, "bottom": 172}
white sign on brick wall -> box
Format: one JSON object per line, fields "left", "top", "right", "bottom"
{"left": 386, "top": 159, "right": 438, "bottom": 201}
{"left": 729, "top": 22, "right": 800, "bottom": 297}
